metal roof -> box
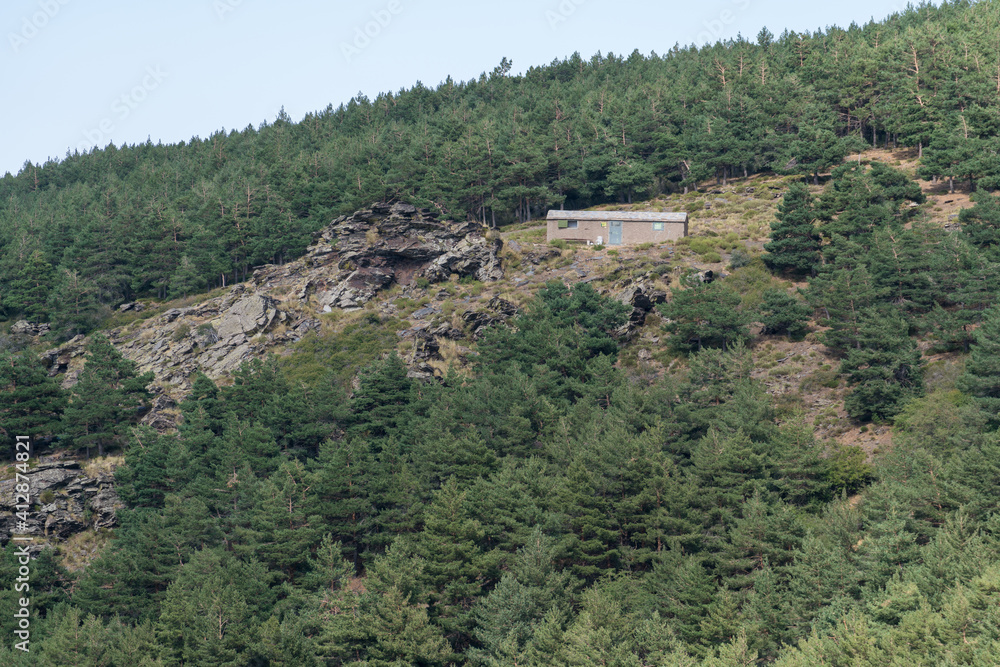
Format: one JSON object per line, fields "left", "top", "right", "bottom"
{"left": 546, "top": 210, "right": 687, "bottom": 222}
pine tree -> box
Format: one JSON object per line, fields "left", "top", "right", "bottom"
{"left": 645, "top": 546, "right": 716, "bottom": 645}
{"left": 959, "top": 191, "right": 1000, "bottom": 258}
{"left": 758, "top": 289, "right": 811, "bottom": 339}
{"left": 115, "top": 427, "right": 187, "bottom": 508}
{"left": 659, "top": 281, "right": 752, "bottom": 353}
{"left": 169, "top": 254, "right": 205, "bottom": 298}
{"left": 808, "top": 262, "right": 890, "bottom": 354}
{"left": 46, "top": 268, "right": 105, "bottom": 338}
{"left": 346, "top": 353, "right": 416, "bottom": 442}
{"left": 407, "top": 477, "right": 502, "bottom": 648}
{"left": 235, "top": 459, "right": 322, "bottom": 585}
{"left": 156, "top": 548, "right": 273, "bottom": 666}
{"left": 362, "top": 586, "right": 454, "bottom": 666}
{"left": 0, "top": 352, "right": 66, "bottom": 454}
{"left": 3, "top": 250, "right": 54, "bottom": 321}
{"left": 816, "top": 162, "right": 924, "bottom": 249}
{"left": 840, "top": 308, "right": 922, "bottom": 422}
{"left": 957, "top": 305, "right": 1000, "bottom": 425}
{"left": 63, "top": 334, "right": 153, "bottom": 457}
{"left": 308, "top": 438, "right": 374, "bottom": 565}
{"left": 763, "top": 183, "right": 820, "bottom": 275}
{"left": 469, "top": 528, "right": 574, "bottom": 665}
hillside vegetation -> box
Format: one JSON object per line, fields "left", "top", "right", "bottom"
{"left": 4, "top": 0, "right": 1000, "bottom": 334}
{"left": 5, "top": 1, "right": 1000, "bottom": 665}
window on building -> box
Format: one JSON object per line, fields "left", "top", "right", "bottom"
{"left": 653, "top": 222, "right": 664, "bottom": 231}
{"left": 567, "top": 220, "right": 578, "bottom": 229}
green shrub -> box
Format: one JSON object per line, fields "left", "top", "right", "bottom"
{"left": 728, "top": 248, "right": 752, "bottom": 269}
{"left": 549, "top": 239, "right": 568, "bottom": 250}
{"left": 825, "top": 446, "right": 874, "bottom": 494}
{"left": 700, "top": 251, "right": 723, "bottom": 263}
{"left": 279, "top": 315, "right": 406, "bottom": 388}
{"left": 727, "top": 261, "right": 777, "bottom": 309}
{"left": 171, "top": 324, "right": 190, "bottom": 342}
{"left": 415, "top": 277, "right": 431, "bottom": 289}
{"left": 680, "top": 237, "right": 717, "bottom": 256}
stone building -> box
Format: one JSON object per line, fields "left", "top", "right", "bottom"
{"left": 546, "top": 210, "right": 688, "bottom": 245}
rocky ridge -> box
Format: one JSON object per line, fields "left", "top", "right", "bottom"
{"left": 37, "top": 202, "right": 505, "bottom": 399}
{"left": 252, "top": 201, "right": 504, "bottom": 309}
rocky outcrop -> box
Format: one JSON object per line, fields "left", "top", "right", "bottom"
{"left": 612, "top": 282, "right": 668, "bottom": 339}
{"left": 254, "top": 202, "right": 504, "bottom": 311}
{"left": 39, "top": 335, "right": 88, "bottom": 384}
{"left": 462, "top": 296, "right": 519, "bottom": 340}
{"left": 10, "top": 320, "right": 50, "bottom": 336}
{"left": 0, "top": 460, "right": 122, "bottom": 555}
{"left": 39, "top": 286, "right": 303, "bottom": 393}
{"left": 118, "top": 301, "right": 145, "bottom": 312}
{"left": 37, "top": 202, "right": 503, "bottom": 427}
{"left": 113, "top": 287, "right": 299, "bottom": 385}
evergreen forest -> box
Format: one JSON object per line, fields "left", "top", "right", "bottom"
{"left": 5, "top": 0, "right": 1000, "bottom": 665}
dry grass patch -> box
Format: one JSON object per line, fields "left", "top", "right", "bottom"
{"left": 59, "top": 529, "right": 113, "bottom": 572}
{"left": 83, "top": 455, "right": 125, "bottom": 479}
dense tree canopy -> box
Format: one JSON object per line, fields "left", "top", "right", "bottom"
{"left": 4, "top": 0, "right": 1000, "bottom": 333}
{"left": 7, "top": 2, "right": 1000, "bottom": 663}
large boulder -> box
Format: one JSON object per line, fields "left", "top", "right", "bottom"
{"left": 612, "top": 282, "right": 668, "bottom": 338}
{"left": 215, "top": 293, "right": 283, "bottom": 341}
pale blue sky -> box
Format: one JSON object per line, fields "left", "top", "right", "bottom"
{"left": 1, "top": 0, "right": 931, "bottom": 177}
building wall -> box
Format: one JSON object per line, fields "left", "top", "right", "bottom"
{"left": 546, "top": 219, "right": 686, "bottom": 244}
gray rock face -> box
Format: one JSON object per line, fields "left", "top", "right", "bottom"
{"left": 612, "top": 282, "right": 668, "bottom": 338}
{"left": 118, "top": 301, "right": 145, "bottom": 312}
{"left": 215, "top": 293, "right": 283, "bottom": 341}
{"left": 0, "top": 460, "right": 123, "bottom": 554}
{"left": 39, "top": 285, "right": 297, "bottom": 431}
{"left": 39, "top": 335, "right": 87, "bottom": 382}
{"left": 109, "top": 287, "right": 289, "bottom": 388}
{"left": 254, "top": 201, "right": 504, "bottom": 311}
{"left": 10, "top": 320, "right": 50, "bottom": 336}
{"left": 37, "top": 201, "right": 501, "bottom": 429}
{"left": 461, "top": 296, "right": 519, "bottom": 339}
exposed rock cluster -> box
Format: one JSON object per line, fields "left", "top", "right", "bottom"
{"left": 9, "top": 320, "right": 50, "bottom": 336}
{"left": 462, "top": 296, "right": 519, "bottom": 340}
{"left": 37, "top": 201, "right": 505, "bottom": 404}
{"left": 39, "top": 286, "right": 318, "bottom": 392}
{"left": 253, "top": 202, "right": 504, "bottom": 310}
{"left": 613, "top": 281, "right": 668, "bottom": 339}
{"left": 0, "top": 460, "right": 122, "bottom": 555}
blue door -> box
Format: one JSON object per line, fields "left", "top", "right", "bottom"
{"left": 609, "top": 220, "right": 622, "bottom": 245}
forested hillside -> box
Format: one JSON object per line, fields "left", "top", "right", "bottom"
{"left": 6, "top": 0, "right": 1000, "bottom": 665}
{"left": 4, "top": 0, "right": 1000, "bottom": 335}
